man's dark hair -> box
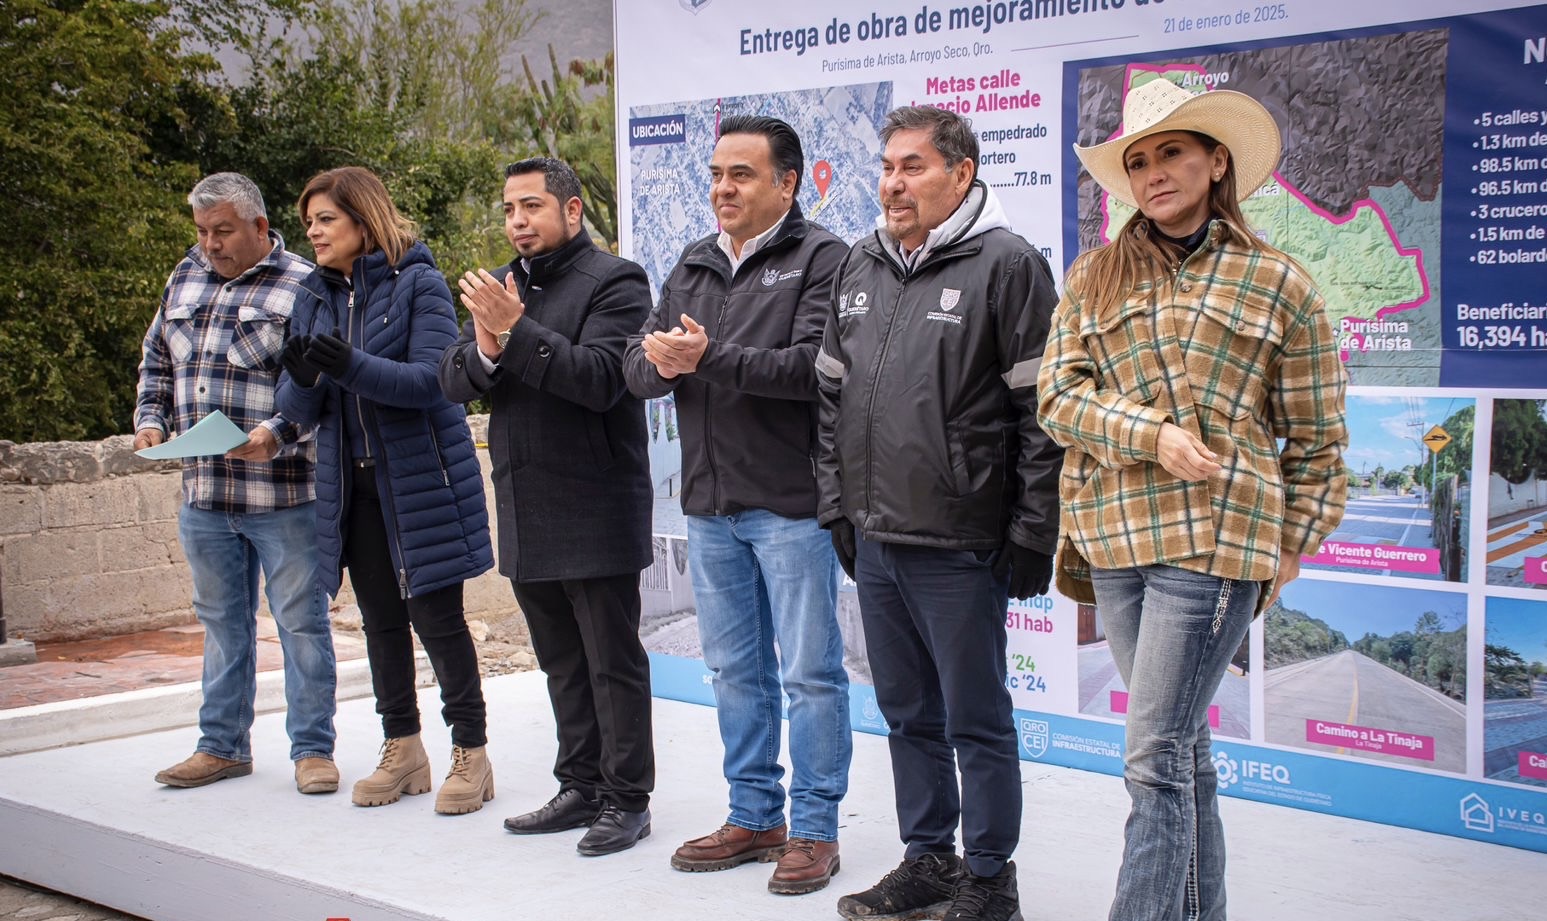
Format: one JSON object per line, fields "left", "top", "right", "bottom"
{"left": 718, "top": 115, "right": 804, "bottom": 196}
{"left": 505, "top": 156, "right": 583, "bottom": 206}
{"left": 880, "top": 106, "right": 980, "bottom": 178}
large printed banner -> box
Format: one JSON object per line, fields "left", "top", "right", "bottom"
{"left": 615, "top": 0, "right": 1547, "bottom": 853}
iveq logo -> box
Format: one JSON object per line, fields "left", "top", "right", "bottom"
{"left": 680, "top": 0, "right": 712, "bottom": 12}
{"left": 1213, "top": 750, "right": 1292, "bottom": 790}
{"left": 1460, "top": 793, "right": 1494, "bottom": 833}
{"left": 629, "top": 115, "right": 687, "bottom": 147}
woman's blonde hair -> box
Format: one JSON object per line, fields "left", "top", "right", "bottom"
{"left": 1075, "top": 133, "right": 1265, "bottom": 318}
{"left": 297, "top": 167, "right": 418, "bottom": 267}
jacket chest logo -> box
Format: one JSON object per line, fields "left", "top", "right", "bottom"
{"left": 927, "top": 288, "right": 965, "bottom": 325}
{"left": 839, "top": 290, "right": 869, "bottom": 318}
{"left": 762, "top": 267, "right": 780, "bottom": 286}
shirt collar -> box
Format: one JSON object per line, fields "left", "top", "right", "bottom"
{"left": 717, "top": 209, "right": 790, "bottom": 275}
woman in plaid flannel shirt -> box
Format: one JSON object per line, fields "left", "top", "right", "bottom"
{"left": 1037, "top": 80, "right": 1348, "bottom": 921}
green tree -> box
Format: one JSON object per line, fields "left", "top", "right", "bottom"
{"left": 0, "top": 0, "right": 213, "bottom": 440}
{"left": 201, "top": 0, "right": 534, "bottom": 277}
{"left": 1414, "top": 404, "right": 1475, "bottom": 491}
{"left": 1492, "top": 400, "right": 1547, "bottom": 485}
{"left": 513, "top": 46, "right": 619, "bottom": 246}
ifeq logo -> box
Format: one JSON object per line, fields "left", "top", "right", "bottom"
{"left": 1019, "top": 717, "right": 1049, "bottom": 759}
{"left": 680, "top": 0, "right": 712, "bottom": 12}
{"left": 1213, "top": 750, "right": 1292, "bottom": 790}
{"left": 1460, "top": 793, "right": 1494, "bottom": 834}
{"left": 1213, "top": 751, "right": 1239, "bottom": 788}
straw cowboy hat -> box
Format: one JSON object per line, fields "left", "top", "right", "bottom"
{"left": 1074, "top": 77, "right": 1281, "bottom": 209}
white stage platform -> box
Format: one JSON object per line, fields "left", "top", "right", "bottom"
{"left": 1, "top": 670, "right": 1542, "bottom": 921}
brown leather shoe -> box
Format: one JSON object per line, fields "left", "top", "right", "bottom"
{"left": 769, "top": 838, "right": 840, "bottom": 895}
{"left": 671, "top": 822, "right": 788, "bottom": 872}
{"left": 294, "top": 757, "right": 339, "bottom": 794}
{"left": 155, "top": 752, "right": 253, "bottom": 788}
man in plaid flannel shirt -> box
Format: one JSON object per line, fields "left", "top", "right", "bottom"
{"left": 135, "top": 173, "right": 339, "bottom": 795}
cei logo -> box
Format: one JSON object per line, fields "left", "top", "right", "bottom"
{"left": 1018, "top": 717, "right": 1048, "bottom": 759}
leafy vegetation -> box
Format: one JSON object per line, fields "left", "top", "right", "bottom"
{"left": 1, "top": 0, "right": 617, "bottom": 441}
{"left": 1265, "top": 601, "right": 1466, "bottom": 701}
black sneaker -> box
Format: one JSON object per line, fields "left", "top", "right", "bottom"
{"left": 837, "top": 852, "right": 962, "bottom": 920}
{"left": 942, "top": 860, "right": 1022, "bottom": 921}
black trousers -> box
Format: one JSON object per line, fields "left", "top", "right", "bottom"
{"left": 345, "top": 464, "right": 487, "bottom": 748}
{"left": 511, "top": 573, "right": 654, "bottom": 811}
{"left": 854, "top": 534, "right": 1021, "bottom": 879}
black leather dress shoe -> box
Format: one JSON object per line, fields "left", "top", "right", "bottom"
{"left": 503, "top": 788, "right": 600, "bottom": 835}
{"left": 576, "top": 803, "right": 652, "bottom": 856}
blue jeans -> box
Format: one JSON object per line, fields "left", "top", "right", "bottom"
{"left": 1091, "top": 564, "right": 1259, "bottom": 921}
{"left": 179, "top": 502, "right": 337, "bottom": 762}
{"left": 686, "top": 510, "right": 851, "bottom": 841}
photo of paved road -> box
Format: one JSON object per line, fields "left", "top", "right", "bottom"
{"left": 1308, "top": 396, "right": 1472, "bottom": 582}
{"left": 1485, "top": 511, "right": 1547, "bottom": 589}
{"left": 1266, "top": 648, "right": 1466, "bottom": 772}
{"left": 1265, "top": 579, "right": 1467, "bottom": 773}
{"left": 1318, "top": 490, "right": 1465, "bottom": 581}
{"left": 1484, "top": 596, "right": 1547, "bottom": 787}
{"left": 1485, "top": 680, "right": 1547, "bottom": 787}
{"left": 1077, "top": 640, "right": 1251, "bottom": 739}
{"left": 1487, "top": 399, "right": 1547, "bottom": 589}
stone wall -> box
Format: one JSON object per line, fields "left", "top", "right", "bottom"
{"left": 0, "top": 416, "right": 527, "bottom": 645}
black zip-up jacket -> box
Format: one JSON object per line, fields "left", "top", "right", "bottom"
{"left": 439, "top": 230, "right": 654, "bottom": 582}
{"left": 815, "top": 182, "right": 1062, "bottom": 553}
{"left": 623, "top": 202, "right": 846, "bottom": 518}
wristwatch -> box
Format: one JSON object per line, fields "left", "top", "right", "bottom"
{"left": 495, "top": 328, "right": 512, "bottom": 350}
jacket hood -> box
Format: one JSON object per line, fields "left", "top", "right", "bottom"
{"left": 875, "top": 180, "right": 1011, "bottom": 269}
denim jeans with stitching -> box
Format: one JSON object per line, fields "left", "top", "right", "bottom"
{"left": 1091, "top": 564, "right": 1259, "bottom": 921}
{"left": 179, "top": 502, "right": 337, "bottom": 762}
{"left": 686, "top": 510, "right": 850, "bottom": 841}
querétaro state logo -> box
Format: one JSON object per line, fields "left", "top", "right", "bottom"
{"left": 1019, "top": 717, "right": 1049, "bottom": 759}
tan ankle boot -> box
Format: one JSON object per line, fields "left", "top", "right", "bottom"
{"left": 351, "top": 734, "right": 431, "bottom": 807}
{"left": 435, "top": 745, "right": 494, "bottom": 815}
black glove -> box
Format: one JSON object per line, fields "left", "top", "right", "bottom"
{"left": 830, "top": 518, "right": 857, "bottom": 581}
{"left": 280, "top": 335, "right": 320, "bottom": 387}
{"left": 994, "top": 540, "right": 1053, "bottom": 601}
{"left": 305, "top": 329, "right": 353, "bottom": 378}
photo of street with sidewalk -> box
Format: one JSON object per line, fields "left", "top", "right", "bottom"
{"left": 1304, "top": 395, "right": 1472, "bottom": 583}
{"left": 1264, "top": 579, "right": 1467, "bottom": 773}
{"left": 1485, "top": 399, "right": 1547, "bottom": 591}
{"left": 1484, "top": 596, "right": 1547, "bottom": 789}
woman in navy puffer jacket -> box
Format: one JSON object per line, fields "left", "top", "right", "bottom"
{"left": 276, "top": 166, "right": 495, "bottom": 816}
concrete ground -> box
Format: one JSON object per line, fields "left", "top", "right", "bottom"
{"left": 0, "top": 613, "right": 534, "bottom": 918}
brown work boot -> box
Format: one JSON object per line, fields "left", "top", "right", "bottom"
{"left": 155, "top": 752, "right": 253, "bottom": 788}
{"left": 434, "top": 745, "right": 494, "bottom": 815}
{"left": 769, "top": 838, "right": 841, "bottom": 895}
{"left": 351, "top": 735, "right": 431, "bottom": 807}
{"left": 671, "top": 822, "right": 788, "bottom": 872}
{"left": 294, "top": 757, "right": 339, "bottom": 794}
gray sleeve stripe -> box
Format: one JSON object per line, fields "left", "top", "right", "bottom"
{"left": 1001, "top": 355, "right": 1041, "bottom": 389}
{"left": 815, "top": 349, "right": 847, "bottom": 381}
